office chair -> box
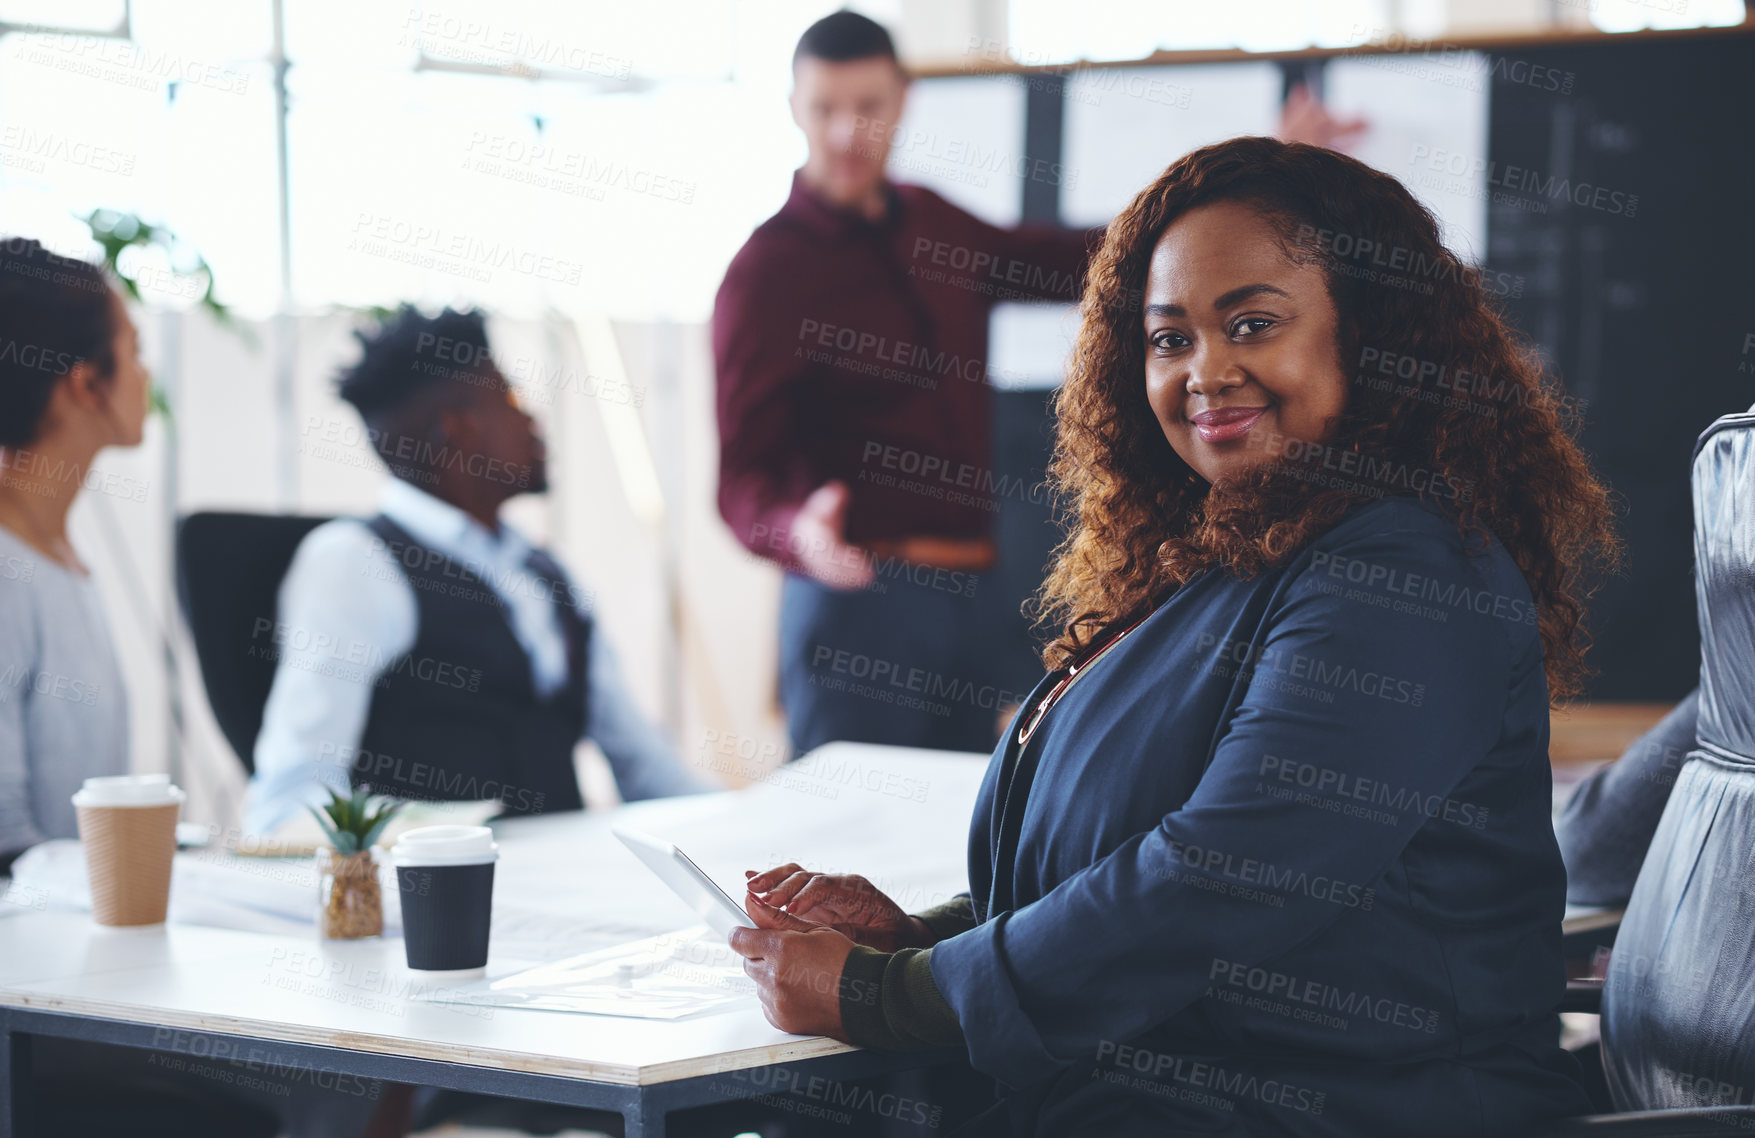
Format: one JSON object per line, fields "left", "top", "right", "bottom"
{"left": 1534, "top": 407, "right": 1755, "bottom": 1136}
{"left": 176, "top": 512, "right": 332, "bottom": 774}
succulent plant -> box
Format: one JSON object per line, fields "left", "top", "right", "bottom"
{"left": 308, "top": 786, "right": 402, "bottom": 855}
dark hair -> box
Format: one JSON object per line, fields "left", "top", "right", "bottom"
{"left": 1037, "top": 136, "right": 1619, "bottom": 702}
{"left": 336, "top": 305, "right": 491, "bottom": 422}
{"left": 793, "top": 10, "right": 899, "bottom": 69}
{"left": 337, "top": 305, "right": 498, "bottom": 487}
{"left": 0, "top": 237, "right": 117, "bottom": 448}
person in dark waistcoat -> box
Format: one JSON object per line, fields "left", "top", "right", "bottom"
{"left": 727, "top": 137, "right": 1620, "bottom": 1137}
{"left": 243, "top": 306, "right": 710, "bottom": 836}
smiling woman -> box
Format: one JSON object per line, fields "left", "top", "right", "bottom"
{"left": 732, "top": 136, "right": 1625, "bottom": 1138}
{"left": 1041, "top": 135, "right": 1619, "bottom": 698}
{"left": 1141, "top": 203, "right": 1349, "bottom": 482}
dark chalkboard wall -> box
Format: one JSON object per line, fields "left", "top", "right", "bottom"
{"left": 1486, "top": 34, "right": 1755, "bottom": 699}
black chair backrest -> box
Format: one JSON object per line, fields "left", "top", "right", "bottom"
{"left": 176, "top": 512, "right": 333, "bottom": 773}
{"left": 1601, "top": 410, "right": 1755, "bottom": 1108}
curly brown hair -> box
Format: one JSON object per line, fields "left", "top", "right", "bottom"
{"left": 1035, "top": 136, "right": 1619, "bottom": 702}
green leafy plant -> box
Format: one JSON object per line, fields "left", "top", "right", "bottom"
{"left": 78, "top": 209, "right": 258, "bottom": 420}
{"left": 308, "top": 786, "right": 402, "bottom": 854}
{"left": 81, "top": 209, "right": 233, "bottom": 321}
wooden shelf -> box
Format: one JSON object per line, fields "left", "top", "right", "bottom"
{"left": 911, "top": 21, "right": 1755, "bottom": 78}
{"left": 1550, "top": 702, "right": 1676, "bottom": 767}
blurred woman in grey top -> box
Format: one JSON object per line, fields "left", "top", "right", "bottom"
{"left": 0, "top": 238, "right": 148, "bottom": 872}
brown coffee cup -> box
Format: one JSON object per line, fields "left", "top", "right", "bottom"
{"left": 72, "top": 775, "right": 185, "bottom": 927}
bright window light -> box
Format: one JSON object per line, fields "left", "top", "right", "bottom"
{"left": 0, "top": 0, "right": 123, "bottom": 31}
{"left": 0, "top": 32, "right": 162, "bottom": 249}
{"left": 1580, "top": 0, "right": 1745, "bottom": 31}
{"left": 131, "top": 0, "right": 274, "bottom": 62}
{"left": 1006, "top": 0, "right": 1391, "bottom": 59}
{"left": 2, "top": 0, "right": 1743, "bottom": 326}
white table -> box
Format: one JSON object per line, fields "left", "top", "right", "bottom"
{"left": 0, "top": 744, "right": 988, "bottom": 1138}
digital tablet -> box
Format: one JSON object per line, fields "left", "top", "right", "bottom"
{"left": 613, "top": 827, "right": 758, "bottom": 937}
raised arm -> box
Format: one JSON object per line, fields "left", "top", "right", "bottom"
{"left": 712, "top": 245, "right": 824, "bottom": 574}
{"left": 937, "top": 209, "right": 1104, "bottom": 306}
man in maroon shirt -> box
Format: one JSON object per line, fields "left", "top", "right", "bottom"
{"left": 713, "top": 11, "right": 1102, "bottom": 756}
{"left": 714, "top": 12, "right": 1369, "bottom": 758}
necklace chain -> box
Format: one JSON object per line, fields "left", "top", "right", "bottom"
{"left": 1016, "top": 614, "right": 1148, "bottom": 747}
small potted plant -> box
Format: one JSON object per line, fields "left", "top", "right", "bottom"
{"left": 310, "top": 787, "right": 402, "bottom": 940}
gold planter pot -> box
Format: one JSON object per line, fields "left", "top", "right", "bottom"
{"left": 317, "top": 847, "right": 383, "bottom": 939}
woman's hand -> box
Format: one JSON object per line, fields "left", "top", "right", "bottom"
{"left": 745, "top": 864, "right": 934, "bottom": 951}
{"left": 728, "top": 894, "right": 856, "bottom": 1039}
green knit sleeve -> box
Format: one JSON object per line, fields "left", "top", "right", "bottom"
{"left": 911, "top": 894, "right": 977, "bottom": 942}
{"left": 838, "top": 946, "right": 964, "bottom": 1051}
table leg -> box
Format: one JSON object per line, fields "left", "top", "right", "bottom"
{"left": 622, "top": 1087, "right": 666, "bottom": 1138}
{"left": 0, "top": 1014, "right": 37, "bottom": 1138}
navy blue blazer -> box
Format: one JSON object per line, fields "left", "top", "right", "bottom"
{"left": 929, "top": 495, "right": 1592, "bottom": 1137}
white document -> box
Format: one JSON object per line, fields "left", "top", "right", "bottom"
{"left": 1323, "top": 53, "right": 1492, "bottom": 263}
{"left": 1062, "top": 62, "right": 1284, "bottom": 226}
{"left": 419, "top": 925, "right": 754, "bottom": 1019}
{"left": 894, "top": 76, "right": 1030, "bottom": 225}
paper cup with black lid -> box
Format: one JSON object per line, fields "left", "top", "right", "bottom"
{"left": 391, "top": 825, "right": 497, "bottom": 976}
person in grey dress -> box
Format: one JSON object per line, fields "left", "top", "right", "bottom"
{"left": 0, "top": 237, "right": 146, "bottom": 874}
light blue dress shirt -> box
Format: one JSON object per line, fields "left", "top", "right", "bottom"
{"left": 243, "top": 480, "right": 711, "bottom": 834}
